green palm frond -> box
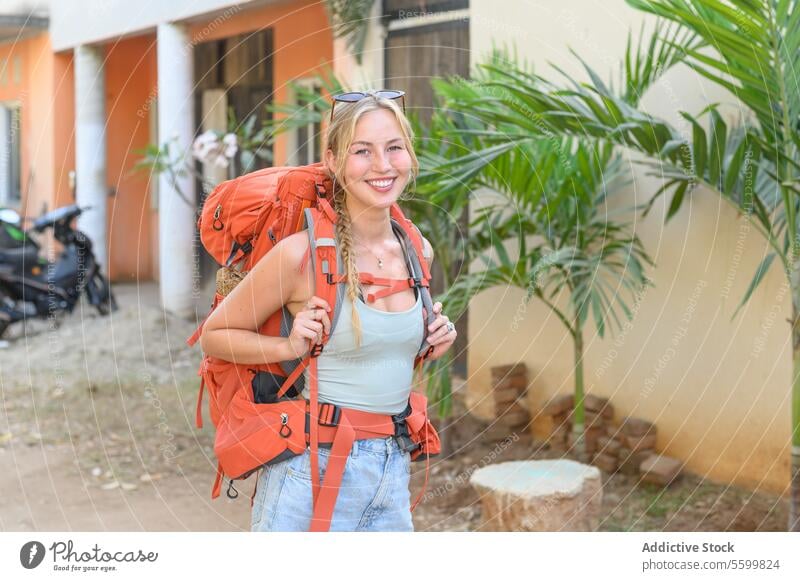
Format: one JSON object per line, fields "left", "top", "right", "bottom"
{"left": 324, "top": 0, "right": 376, "bottom": 66}
{"left": 627, "top": 0, "right": 800, "bottom": 146}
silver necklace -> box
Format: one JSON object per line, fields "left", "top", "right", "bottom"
{"left": 354, "top": 237, "right": 387, "bottom": 269}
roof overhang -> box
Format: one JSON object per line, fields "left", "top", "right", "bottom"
{"left": 0, "top": 14, "right": 48, "bottom": 43}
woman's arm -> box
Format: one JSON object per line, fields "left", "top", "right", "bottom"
{"left": 199, "top": 231, "right": 309, "bottom": 364}
{"left": 421, "top": 236, "right": 433, "bottom": 272}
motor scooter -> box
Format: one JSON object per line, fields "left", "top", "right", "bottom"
{"left": 0, "top": 205, "right": 117, "bottom": 338}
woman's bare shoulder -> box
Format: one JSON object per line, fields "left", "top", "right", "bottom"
{"left": 278, "top": 229, "right": 311, "bottom": 260}
{"left": 268, "top": 229, "right": 313, "bottom": 308}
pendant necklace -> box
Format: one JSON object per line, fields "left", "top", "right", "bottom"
{"left": 355, "top": 238, "right": 385, "bottom": 269}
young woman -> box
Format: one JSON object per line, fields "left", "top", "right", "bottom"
{"left": 199, "top": 90, "right": 457, "bottom": 531}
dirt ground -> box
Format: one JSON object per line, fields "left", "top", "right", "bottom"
{"left": 0, "top": 283, "right": 790, "bottom": 531}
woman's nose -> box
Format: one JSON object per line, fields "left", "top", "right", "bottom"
{"left": 372, "top": 151, "right": 392, "bottom": 172}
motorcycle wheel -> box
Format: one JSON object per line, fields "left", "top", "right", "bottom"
{"left": 85, "top": 271, "right": 118, "bottom": 316}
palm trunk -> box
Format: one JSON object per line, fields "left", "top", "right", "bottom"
{"left": 572, "top": 324, "right": 589, "bottom": 462}
{"left": 791, "top": 299, "right": 800, "bottom": 531}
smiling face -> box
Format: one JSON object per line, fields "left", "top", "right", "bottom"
{"left": 326, "top": 108, "right": 414, "bottom": 212}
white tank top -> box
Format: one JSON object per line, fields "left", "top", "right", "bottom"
{"left": 301, "top": 286, "right": 423, "bottom": 415}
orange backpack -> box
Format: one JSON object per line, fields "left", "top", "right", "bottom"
{"left": 187, "top": 162, "right": 441, "bottom": 531}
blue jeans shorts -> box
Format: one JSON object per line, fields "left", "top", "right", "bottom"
{"left": 250, "top": 435, "right": 414, "bottom": 532}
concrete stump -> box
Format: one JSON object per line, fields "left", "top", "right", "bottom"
{"left": 469, "top": 459, "right": 602, "bottom": 531}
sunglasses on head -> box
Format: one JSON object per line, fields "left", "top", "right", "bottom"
{"left": 329, "top": 90, "right": 406, "bottom": 123}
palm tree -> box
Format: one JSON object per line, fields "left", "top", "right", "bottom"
{"left": 428, "top": 62, "right": 653, "bottom": 459}
{"left": 436, "top": 1, "right": 800, "bottom": 530}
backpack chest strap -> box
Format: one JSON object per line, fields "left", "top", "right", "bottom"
{"left": 327, "top": 272, "right": 429, "bottom": 302}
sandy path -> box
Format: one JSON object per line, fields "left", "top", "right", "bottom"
{"left": 0, "top": 443, "right": 249, "bottom": 531}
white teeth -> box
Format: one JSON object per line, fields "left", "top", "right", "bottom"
{"left": 367, "top": 178, "right": 394, "bottom": 188}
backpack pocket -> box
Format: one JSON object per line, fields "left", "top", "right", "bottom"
{"left": 251, "top": 370, "right": 300, "bottom": 403}
{"left": 214, "top": 390, "right": 307, "bottom": 479}
{"left": 406, "top": 391, "right": 441, "bottom": 462}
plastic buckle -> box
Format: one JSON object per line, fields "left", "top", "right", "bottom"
{"left": 408, "top": 276, "right": 422, "bottom": 288}
{"left": 391, "top": 405, "right": 420, "bottom": 454}
{"left": 310, "top": 343, "right": 324, "bottom": 357}
{"left": 318, "top": 403, "right": 341, "bottom": 427}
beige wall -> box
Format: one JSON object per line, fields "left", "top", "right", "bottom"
{"left": 467, "top": 0, "right": 791, "bottom": 496}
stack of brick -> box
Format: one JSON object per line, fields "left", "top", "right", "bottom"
{"left": 542, "top": 394, "right": 614, "bottom": 456}
{"left": 597, "top": 417, "right": 657, "bottom": 475}
{"left": 594, "top": 417, "right": 682, "bottom": 485}
{"left": 490, "top": 363, "right": 530, "bottom": 431}
{"left": 543, "top": 402, "right": 684, "bottom": 485}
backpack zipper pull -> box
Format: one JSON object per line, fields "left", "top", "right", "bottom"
{"left": 279, "top": 412, "right": 292, "bottom": 438}
{"left": 212, "top": 204, "right": 224, "bottom": 231}
{"left": 226, "top": 478, "right": 239, "bottom": 499}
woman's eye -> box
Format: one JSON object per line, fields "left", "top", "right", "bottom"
{"left": 389, "top": 145, "right": 404, "bottom": 151}
{"left": 354, "top": 149, "right": 369, "bottom": 155}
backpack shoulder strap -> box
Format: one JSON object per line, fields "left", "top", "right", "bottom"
{"left": 390, "top": 204, "right": 433, "bottom": 281}
{"left": 387, "top": 205, "right": 436, "bottom": 360}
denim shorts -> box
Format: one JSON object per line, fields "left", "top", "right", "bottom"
{"left": 250, "top": 435, "right": 414, "bottom": 532}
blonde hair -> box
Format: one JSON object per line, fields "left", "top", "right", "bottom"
{"left": 324, "top": 90, "right": 420, "bottom": 349}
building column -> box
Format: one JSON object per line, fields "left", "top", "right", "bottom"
{"left": 74, "top": 44, "right": 108, "bottom": 273}
{"left": 0, "top": 105, "right": 9, "bottom": 206}
{"left": 157, "top": 22, "right": 196, "bottom": 319}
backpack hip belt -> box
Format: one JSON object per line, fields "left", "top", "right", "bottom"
{"left": 213, "top": 356, "right": 438, "bottom": 532}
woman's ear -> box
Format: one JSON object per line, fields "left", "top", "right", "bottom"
{"left": 323, "top": 149, "right": 336, "bottom": 173}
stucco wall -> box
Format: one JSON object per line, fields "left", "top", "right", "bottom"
{"left": 49, "top": 0, "right": 267, "bottom": 51}
{"left": 467, "top": 0, "right": 791, "bottom": 496}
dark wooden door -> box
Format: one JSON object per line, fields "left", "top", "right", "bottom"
{"left": 193, "top": 29, "right": 274, "bottom": 287}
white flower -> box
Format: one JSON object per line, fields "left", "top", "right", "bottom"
{"left": 191, "top": 131, "right": 217, "bottom": 160}
{"left": 222, "top": 133, "right": 238, "bottom": 159}
{"left": 213, "top": 154, "right": 230, "bottom": 168}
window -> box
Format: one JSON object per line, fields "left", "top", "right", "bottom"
{"left": 0, "top": 103, "right": 21, "bottom": 206}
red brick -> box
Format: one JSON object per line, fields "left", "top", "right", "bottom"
{"left": 490, "top": 363, "right": 527, "bottom": 379}
{"left": 497, "top": 399, "right": 524, "bottom": 413}
{"left": 623, "top": 432, "right": 657, "bottom": 452}
{"left": 619, "top": 450, "right": 654, "bottom": 475}
{"left": 493, "top": 376, "right": 528, "bottom": 391}
{"left": 596, "top": 436, "right": 621, "bottom": 456}
{"left": 620, "top": 416, "right": 654, "bottom": 437}
{"left": 497, "top": 406, "right": 530, "bottom": 428}
{"left": 542, "top": 394, "right": 573, "bottom": 416}
{"left": 640, "top": 455, "right": 682, "bottom": 486}
{"left": 592, "top": 453, "right": 619, "bottom": 473}
{"left": 584, "top": 395, "right": 614, "bottom": 418}
{"left": 493, "top": 388, "right": 525, "bottom": 405}
{"left": 567, "top": 409, "right": 605, "bottom": 430}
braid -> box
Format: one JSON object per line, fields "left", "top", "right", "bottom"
{"left": 332, "top": 180, "right": 364, "bottom": 349}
